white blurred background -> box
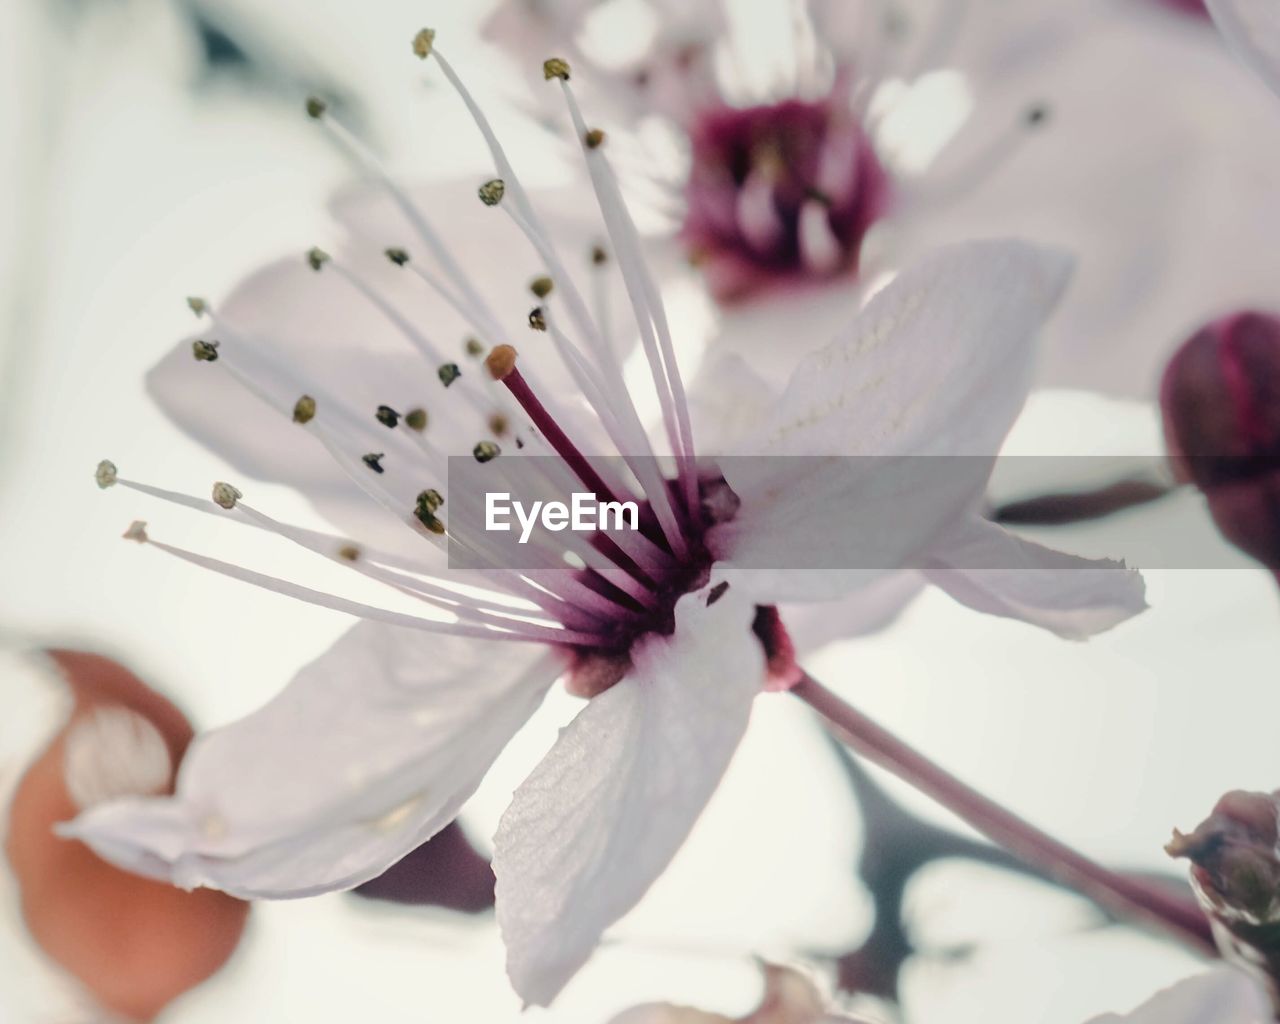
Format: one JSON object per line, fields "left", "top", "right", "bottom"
{"left": 1, "top": 1, "right": 1278, "bottom": 1021}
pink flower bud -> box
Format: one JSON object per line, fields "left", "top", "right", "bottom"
{"left": 1160, "top": 312, "right": 1280, "bottom": 572}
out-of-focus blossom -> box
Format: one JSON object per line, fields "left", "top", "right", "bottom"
{"left": 5, "top": 650, "right": 247, "bottom": 1021}
{"left": 1085, "top": 967, "right": 1272, "bottom": 1023}
{"left": 607, "top": 962, "right": 866, "bottom": 1024}
{"left": 1205, "top": 0, "right": 1280, "bottom": 97}
{"left": 1167, "top": 789, "right": 1280, "bottom": 1001}
{"left": 61, "top": 32, "right": 1146, "bottom": 1008}
{"left": 486, "top": 0, "right": 1280, "bottom": 397}
{"left": 1160, "top": 312, "right": 1280, "bottom": 573}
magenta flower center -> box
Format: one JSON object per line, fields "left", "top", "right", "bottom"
{"left": 681, "top": 97, "right": 892, "bottom": 302}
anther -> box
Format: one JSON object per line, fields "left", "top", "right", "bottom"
{"left": 212, "top": 482, "right": 242, "bottom": 510}
{"left": 414, "top": 491, "right": 446, "bottom": 533}
{"left": 412, "top": 28, "right": 436, "bottom": 60}
{"left": 1024, "top": 103, "right": 1050, "bottom": 128}
{"left": 478, "top": 179, "right": 506, "bottom": 207}
{"left": 543, "top": 57, "right": 571, "bottom": 81}
{"left": 584, "top": 128, "right": 606, "bottom": 149}
{"left": 706, "top": 581, "right": 730, "bottom": 606}
{"left": 528, "top": 306, "right": 547, "bottom": 331}
{"left": 95, "top": 460, "right": 118, "bottom": 489}
{"left": 488, "top": 412, "right": 509, "bottom": 437}
{"left": 590, "top": 244, "right": 608, "bottom": 266}
{"left": 123, "top": 521, "right": 149, "bottom": 543}
{"left": 473, "top": 440, "right": 501, "bottom": 463}
{"left": 186, "top": 296, "right": 208, "bottom": 317}
{"left": 305, "top": 96, "right": 327, "bottom": 119}
{"left": 192, "top": 339, "right": 220, "bottom": 362}
{"left": 337, "top": 545, "right": 361, "bottom": 562}
{"left": 375, "top": 405, "right": 401, "bottom": 429}
{"left": 307, "top": 247, "right": 330, "bottom": 271}
{"left": 293, "top": 395, "right": 317, "bottom": 424}
{"left": 405, "top": 407, "right": 428, "bottom": 431}
{"left": 438, "top": 363, "right": 462, "bottom": 387}
{"left": 385, "top": 247, "right": 410, "bottom": 267}
{"left": 464, "top": 337, "right": 485, "bottom": 357}
{"left": 530, "top": 275, "right": 554, "bottom": 298}
{"left": 362, "top": 452, "right": 386, "bottom": 474}
{"left": 485, "top": 344, "right": 518, "bottom": 381}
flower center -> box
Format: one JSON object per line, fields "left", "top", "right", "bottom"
{"left": 681, "top": 96, "right": 892, "bottom": 302}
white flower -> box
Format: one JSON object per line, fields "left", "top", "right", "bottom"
{"left": 1205, "top": 0, "right": 1280, "bottom": 98}
{"left": 1086, "top": 967, "right": 1273, "bottom": 1023}
{"left": 485, "top": 0, "right": 1280, "bottom": 396}
{"left": 67, "top": 38, "right": 1145, "bottom": 1006}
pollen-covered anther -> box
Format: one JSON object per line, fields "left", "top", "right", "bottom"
{"left": 192, "top": 339, "right": 220, "bottom": 362}
{"left": 438, "top": 363, "right": 462, "bottom": 387}
{"left": 362, "top": 452, "right": 386, "bottom": 474}
{"left": 473, "top": 440, "right": 501, "bottom": 463}
{"left": 375, "top": 405, "right": 401, "bottom": 429}
{"left": 590, "top": 245, "right": 608, "bottom": 266}
{"left": 477, "top": 179, "right": 506, "bottom": 207}
{"left": 385, "top": 247, "right": 410, "bottom": 267}
{"left": 527, "top": 306, "right": 547, "bottom": 332}
{"left": 123, "top": 520, "right": 149, "bottom": 543}
{"left": 414, "top": 491, "right": 446, "bottom": 534}
{"left": 306, "top": 247, "right": 330, "bottom": 271}
{"left": 186, "top": 296, "right": 208, "bottom": 317}
{"left": 305, "top": 96, "right": 327, "bottom": 119}
{"left": 488, "top": 412, "right": 509, "bottom": 438}
{"left": 485, "top": 344, "right": 518, "bottom": 381}
{"left": 583, "top": 128, "right": 606, "bottom": 149}
{"left": 337, "top": 544, "right": 361, "bottom": 562}
{"left": 529, "top": 275, "right": 554, "bottom": 298}
{"left": 293, "top": 394, "right": 317, "bottom": 424}
{"left": 95, "top": 460, "right": 118, "bottom": 490}
{"left": 412, "top": 28, "right": 436, "bottom": 60}
{"left": 211, "top": 482, "right": 242, "bottom": 510}
{"left": 464, "top": 336, "right": 485, "bottom": 358}
{"left": 543, "top": 57, "right": 571, "bottom": 81}
{"left": 404, "top": 407, "right": 428, "bottom": 431}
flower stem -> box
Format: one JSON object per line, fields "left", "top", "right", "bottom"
{"left": 792, "top": 672, "right": 1215, "bottom": 955}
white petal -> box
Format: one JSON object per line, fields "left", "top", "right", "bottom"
{"left": 782, "top": 571, "right": 926, "bottom": 654}
{"left": 62, "top": 622, "right": 565, "bottom": 899}
{"left": 1207, "top": 0, "right": 1280, "bottom": 99}
{"left": 494, "top": 584, "right": 765, "bottom": 1006}
{"left": 709, "top": 240, "right": 1072, "bottom": 603}
{"left": 923, "top": 517, "right": 1147, "bottom": 639}
{"left": 1086, "top": 967, "right": 1272, "bottom": 1023}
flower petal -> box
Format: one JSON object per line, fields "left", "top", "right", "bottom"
{"left": 1086, "top": 967, "right": 1272, "bottom": 1023}
{"left": 709, "top": 240, "right": 1072, "bottom": 603}
{"left": 62, "top": 622, "right": 565, "bottom": 899}
{"left": 1207, "top": 0, "right": 1280, "bottom": 99}
{"left": 493, "top": 584, "right": 765, "bottom": 1006}
{"left": 923, "top": 517, "right": 1148, "bottom": 639}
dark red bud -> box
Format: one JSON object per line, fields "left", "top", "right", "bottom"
{"left": 1160, "top": 312, "right": 1280, "bottom": 571}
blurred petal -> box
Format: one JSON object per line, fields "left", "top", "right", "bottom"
{"left": 64, "top": 623, "right": 565, "bottom": 899}
{"left": 1207, "top": 0, "right": 1280, "bottom": 97}
{"left": 494, "top": 585, "right": 764, "bottom": 1006}
{"left": 923, "top": 517, "right": 1148, "bottom": 639}
{"left": 5, "top": 651, "right": 247, "bottom": 1022}
{"left": 1086, "top": 967, "right": 1272, "bottom": 1022}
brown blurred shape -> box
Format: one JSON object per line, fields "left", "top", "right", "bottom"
{"left": 5, "top": 650, "right": 249, "bottom": 1021}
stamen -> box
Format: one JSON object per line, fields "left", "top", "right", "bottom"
{"left": 530, "top": 275, "right": 554, "bottom": 298}
{"left": 583, "top": 128, "right": 606, "bottom": 149}
{"left": 130, "top": 527, "right": 601, "bottom": 645}
{"left": 438, "top": 363, "right": 462, "bottom": 387}
{"left": 376, "top": 405, "right": 400, "bottom": 429}
{"left": 362, "top": 453, "right": 386, "bottom": 474}
{"left": 404, "top": 407, "right": 428, "bottom": 431}
{"left": 293, "top": 395, "right": 317, "bottom": 424}
{"left": 473, "top": 440, "right": 501, "bottom": 463}
{"left": 211, "top": 482, "right": 242, "bottom": 509}
{"left": 527, "top": 306, "right": 547, "bottom": 331}
{"left": 412, "top": 28, "right": 436, "bottom": 59}
{"left": 306, "top": 247, "right": 330, "bottom": 271}
{"left": 186, "top": 296, "right": 208, "bottom": 317}
{"left": 478, "top": 179, "right": 506, "bottom": 207}
{"left": 95, "top": 460, "right": 118, "bottom": 489}
{"left": 192, "top": 339, "right": 220, "bottom": 362}
{"left": 543, "top": 57, "right": 571, "bottom": 81}
{"left": 305, "top": 96, "right": 327, "bottom": 119}
{"left": 465, "top": 337, "right": 485, "bottom": 357}
{"left": 385, "top": 247, "right": 410, "bottom": 266}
